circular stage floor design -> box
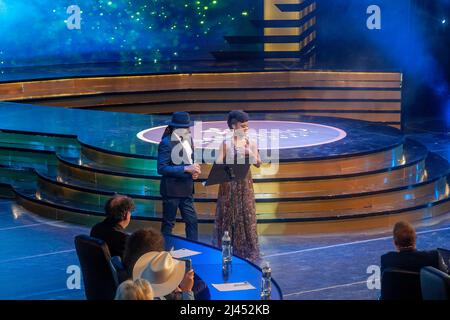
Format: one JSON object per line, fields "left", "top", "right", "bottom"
{"left": 137, "top": 120, "right": 347, "bottom": 150}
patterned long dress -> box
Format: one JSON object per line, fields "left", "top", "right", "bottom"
{"left": 212, "top": 142, "right": 260, "bottom": 262}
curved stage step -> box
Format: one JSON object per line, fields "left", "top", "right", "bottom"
{"left": 55, "top": 139, "right": 427, "bottom": 196}
{"left": 1, "top": 70, "right": 402, "bottom": 127}
{"left": 12, "top": 169, "right": 450, "bottom": 235}
{"left": 33, "top": 152, "right": 449, "bottom": 217}
{"left": 79, "top": 143, "right": 408, "bottom": 179}
{"left": 2, "top": 141, "right": 450, "bottom": 233}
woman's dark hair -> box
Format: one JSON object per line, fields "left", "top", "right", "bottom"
{"left": 123, "top": 228, "right": 165, "bottom": 275}
{"left": 227, "top": 110, "right": 249, "bottom": 129}
{"left": 162, "top": 125, "right": 175, "bottom": 139}
{"left": 104, "top": 195, "right": 135, "bottom": 223}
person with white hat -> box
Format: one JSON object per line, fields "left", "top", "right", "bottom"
{"left": 133, "top": 251, "right": 195, "bottom": 300}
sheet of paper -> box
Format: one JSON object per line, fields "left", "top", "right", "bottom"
{"left": 212, "top": 282, "right": 256, "bottom": 292}
{"left": 169, "top": 248, "right": 202, "bottom": 259}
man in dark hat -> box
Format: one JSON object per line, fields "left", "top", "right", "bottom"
{"left": 157, "top": 112, "right": 200, "bottom": 241}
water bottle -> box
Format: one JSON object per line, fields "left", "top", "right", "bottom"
{"left": 221, "top": 231, "right": 232, "bottom": 280}
{"left": 260, "top": 262, "right": 272, "bottom": 300}
{"left": 221, "top": 231, "right": 232, "bottom": 264}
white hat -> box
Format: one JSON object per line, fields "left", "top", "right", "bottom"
{"left": 132, "top": 251, "right": 186, "bottom": 298}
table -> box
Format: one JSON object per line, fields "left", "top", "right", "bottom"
{"left": 164, "top": 234, "right": 283, "bottom": 300}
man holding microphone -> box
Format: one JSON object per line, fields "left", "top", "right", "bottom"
{"left": 157, "top": 112, "right": 200, "bottom": 241}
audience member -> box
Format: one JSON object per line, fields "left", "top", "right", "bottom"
{"left": 115, "top": 279, "right": 154, "bottom": 300}
{"left": 123, "top": 227, "right": 165, "bottom": 276}
{"left": 90, "top": 195, "right": 134, "bottom": 258}
{"left": 381, "top": 221, "right": 448, "bottom": 274}
{"left": 133, "top": 251, "right": 195, "bottom": 300}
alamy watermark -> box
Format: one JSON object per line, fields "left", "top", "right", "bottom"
{"left": 168, "top": 121, "right": 280, "bottom": 175}
{"left": 366, "top": 265, "right": 381, "bottom": 290}
{"left": 66, "top": 265, "right": 81, "bottom": 290}
{"left": 367, "top": 5, "right": 382, "bottom": 30}
{"left": 66, "top": 5, "right": 82, "bottom": 30}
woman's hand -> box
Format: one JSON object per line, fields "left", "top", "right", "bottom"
{"left": 247, "top": 143, "right": 262, "bottom": 168}
{"left": 245, "top": 146, "right": 255, "bottom": 157}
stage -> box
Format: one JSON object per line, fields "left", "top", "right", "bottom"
{"left": 1, "top": 101, "right": 449, "bottom": 235}
{"left": 0, "top": 56, "right": 446, "bottom": 235}
{"left": 0, "top": 0, "right": 449, "bottom": 304}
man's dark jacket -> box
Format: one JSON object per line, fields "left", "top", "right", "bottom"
{"left": 157, "top": 135, "right": 195, "bottom": 197}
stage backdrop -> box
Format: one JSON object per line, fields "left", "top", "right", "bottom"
{"left": 0, "top": 1, "right": 448, "bottom": 130}
{"left": 0, "top": 0, "right": 262, "bottom": 67}
{"left": 0, "top": 0, "right": 416, "bottom": 69}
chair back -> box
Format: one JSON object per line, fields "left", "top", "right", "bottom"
{"left": 380, "top": 268, "right": 422, "bottom": 300}
{"left": 437, "top": 248, "right": 450, "bottom": 270}
{"left": 74, "top": 235, "right": 119, "bottom": 300}
{"left": 420, "top": 266, "right": 450, "bottom": 300}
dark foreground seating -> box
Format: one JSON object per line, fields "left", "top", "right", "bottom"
{"left": 420, "top": 266, "right": 450, "bottom": 300}
{"left": 380, "top": 268, "right": 422, "bottom": 300}
{"left": 74, "top": 235, "right": 120, "bottom": 300}
{"left": 437, "top": 248, "right": 450, "bottom": 270}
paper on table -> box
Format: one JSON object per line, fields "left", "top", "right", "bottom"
{"left": 169, "top": 248, "right": 202, "bottom": 259}
{"left": 212, "top": 281, "right": 256, "bottom": 292}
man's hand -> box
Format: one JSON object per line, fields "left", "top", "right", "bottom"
{"left": 185, "top": 164, "right": 201, "bottom": 180}
{"left": 179, "top": 270, "right": 195, "bottom": 292}
{"left": 184, "top": 164, "right": 201, "bottom": 175}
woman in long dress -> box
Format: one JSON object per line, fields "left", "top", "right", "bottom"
{"left": 212, "top": 110, "right": 261, "bottom": 262}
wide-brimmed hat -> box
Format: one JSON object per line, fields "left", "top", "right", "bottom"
{"left": 132, "top": 251, "right": 186, "bottom": 298}
{"left": 167, "top": 112, "right": 194, "bottom": 128}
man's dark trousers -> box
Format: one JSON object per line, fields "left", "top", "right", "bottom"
{"left": 161, "top": 196, "right": 198, "bottom": 241}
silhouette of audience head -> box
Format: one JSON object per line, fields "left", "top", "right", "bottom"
{"left": 393, "top": 221, "right": 417, "bottom": 251}
{"left": 115, "top": 278, "right": 154, "bottom": 300}
{"left": 104, "top": 195, "right": 135, "bottom": 228}
{"left": 123, "top": 227, "right": 165, "bottom": 274}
